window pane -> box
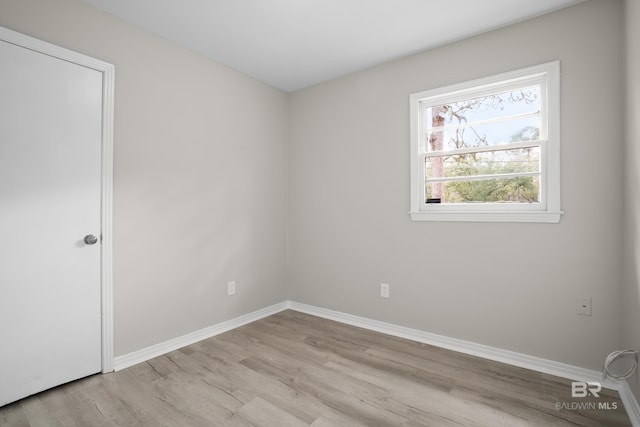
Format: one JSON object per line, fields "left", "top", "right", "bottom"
{"left": 427, "top": 86, "right": 540, "bottom": 129}
{"left": 426, "top": 176, "right": 540, "bottom": 204}
{"left": 424, "top": 86, "right": 541, "bottom": 153}
{"left": 425, "top": 147, "right": 541, "bottom": 180}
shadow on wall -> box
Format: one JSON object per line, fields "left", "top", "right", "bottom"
{"left": 624, "top": 167, "right": 640, "bottom": 397}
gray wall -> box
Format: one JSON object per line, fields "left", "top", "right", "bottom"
{"left": 0, "top": 0, "right": 289, "bottom": 356}
{"left": 288, "top": 0, "right": 624, "bottom": 370}
{"left": 623, "top": 0, "right": 640, "bottom": 397}
{"left": 0, "top": 0, "right": 631, "bottom": 379}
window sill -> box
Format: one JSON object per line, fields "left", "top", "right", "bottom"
{"left": 408, "top": 210, "right": 563, "bottom": 223}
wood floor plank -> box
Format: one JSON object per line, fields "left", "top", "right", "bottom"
{"left": 0, "top": 310, "right": 631, "bottom": 426}
{"left": 236, "top": 396, "right": 308, "bottom": 427}
{"left": 323, "top": 354, "right": 522, "bottom": 426}
{"left": 308, "top": 416, "right": 340, "bottom": 427}
{"left": 0, "top": 401, "right": 31, "bottom": 427}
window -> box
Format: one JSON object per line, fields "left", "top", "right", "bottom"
{"left": 409, "top": 61, "right": 562, "bottom": 222}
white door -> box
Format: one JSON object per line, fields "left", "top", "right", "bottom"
{"left": 0, "top": 36, "right": 103, "bottom": 406}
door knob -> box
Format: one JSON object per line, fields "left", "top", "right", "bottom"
{"left": 84, "top": 234, "right": 98, "bottom": 245}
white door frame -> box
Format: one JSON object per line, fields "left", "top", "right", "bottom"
{"left": 0, "top": 26, "right": 115, "bottom": 373}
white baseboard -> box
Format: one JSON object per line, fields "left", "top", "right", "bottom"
{"left": 619, "top": 381, "right": 640, "bottom": 427}
{"left": 110, "top": 299, "right": 640, "bottom": 426}
{"left": 112, "top": 302, "right": 288, "bottom": 371}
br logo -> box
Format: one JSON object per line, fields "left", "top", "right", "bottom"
{"left": 571, "top": 381, "right": 602, "bottom": 398}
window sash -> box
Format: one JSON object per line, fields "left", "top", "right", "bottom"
{"left": 419, "top": 141, "right": 548, "bottom": 210}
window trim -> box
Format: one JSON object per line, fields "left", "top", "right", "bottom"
{"left": 409, "top": 61, "right": 562, "bottom": 223}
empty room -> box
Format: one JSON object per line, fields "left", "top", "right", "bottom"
{"left": 1, "top": 0, "right": 639, "bottom": 425}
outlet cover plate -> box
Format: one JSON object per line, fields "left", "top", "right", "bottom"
{"left": 381, "top": 283, "right": 389, "bottom": 298}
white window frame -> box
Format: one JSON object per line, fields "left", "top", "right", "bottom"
{"left": 409, "top": 61, "right": 562, "bottom": 223}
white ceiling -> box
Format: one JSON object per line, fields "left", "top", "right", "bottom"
{"left": 82, "top": 0, "right": 584, "bottom": 92}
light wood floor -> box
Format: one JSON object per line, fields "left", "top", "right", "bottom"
{"left": 0, "top": 310, "right": 631, "bottom": 426}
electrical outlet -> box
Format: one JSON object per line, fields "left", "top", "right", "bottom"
{"left": 380, "top": 283, "right": 390, "bottom": 298}
{"left": 228, "top": 281, "right": 236, "bottom": 296}
{"left": 577, "top": 296, "right": 592, "bottom": 316}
